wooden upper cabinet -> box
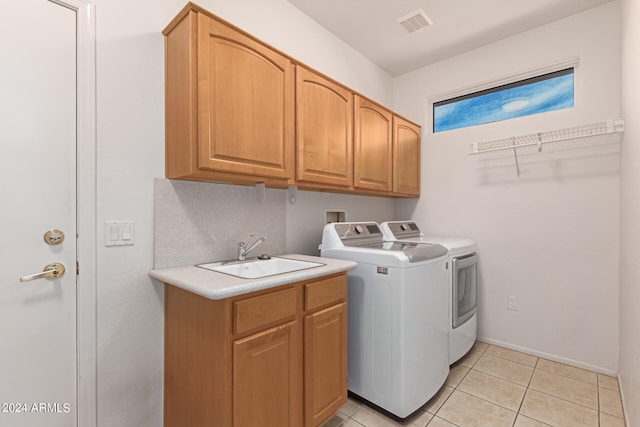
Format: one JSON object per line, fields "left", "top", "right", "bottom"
{"left": 393, "top": 116, "right": 421, "bottom": 196}
{"left": 296, "top": 67, "right": 353, "bottom": 188}
{"left": 164, "top": 4, "right": 420, "bottom": 197}
{"left": 197, "top": 13, "right": 294, "bottom": 180}
{"left": 164, "top": 6, "right": 294, "bottom": 185}
{"left": 353, "top": 96, "right": 393, "bottom": 193}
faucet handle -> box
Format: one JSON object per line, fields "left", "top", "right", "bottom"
{"left": 240, "top": 233, "right": 256, "bottom": 245}
{"left": 237, "top": 241, "right": 246, "bottom": 260}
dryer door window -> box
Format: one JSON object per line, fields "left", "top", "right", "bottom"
{"left": 452, "top": 253, "right": 478, "bottom": 328}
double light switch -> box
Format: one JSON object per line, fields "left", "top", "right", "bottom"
{"left": 105, "top": 221, "right": 135, "bottom": 247}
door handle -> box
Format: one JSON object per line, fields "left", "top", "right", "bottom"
{"left": 19, "top": 263, "right": 66, "bottom": 282}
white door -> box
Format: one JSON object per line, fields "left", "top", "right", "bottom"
{"left": 0, "top": 0, "right": 78, "bottom": 426}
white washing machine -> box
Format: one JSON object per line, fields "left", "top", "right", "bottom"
{"left": 380, "top": 221, "right": 478, "bottom": 365}
{"left": 319, "top": 222, "right": 449, "bottom": 419}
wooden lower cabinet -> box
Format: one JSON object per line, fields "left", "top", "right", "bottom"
{"left": 304, "top": 303, "right": 347, "bottom": 427}
{"left": 233, "top": 322, "right": 301, "bottom": 426}
{"left": 164, "top": 273, "right": 347, "bottom": 427}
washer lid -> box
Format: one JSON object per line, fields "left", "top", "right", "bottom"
{"left": 405, "top": 243, "right": 448, "bottom": 262}
{"left": 419, "top": 236, "right": 476, "bottom": 254}
{"left": 349, "top": 241, "right": 448, "bottom": 262}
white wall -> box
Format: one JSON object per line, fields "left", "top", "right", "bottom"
{"left": 393, "top": 2, "right": 621, "bottom": 373}
{"left": 286, "top": 190, "right": 395, "bottom": 256}
{"left": 619, "top": 0, "right": 640, "bottom": 424}
{"left": 93, "top": 0, "right": 392, "bottom": 425}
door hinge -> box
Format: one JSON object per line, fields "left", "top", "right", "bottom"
{"left": 76, "top": 261, "right": 79, "bottom": 275}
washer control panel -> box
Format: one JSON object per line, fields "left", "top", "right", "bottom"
{"left": 385, "top": 221, "right": 421, "bottom": 239}
{"left": 333, "top": 222, "right": 383, "bottom": 240}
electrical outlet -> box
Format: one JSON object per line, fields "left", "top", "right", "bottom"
{"left": 507, "top": 296, "right": 519, "bottom": 311}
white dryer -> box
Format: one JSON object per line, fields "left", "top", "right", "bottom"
{"left": 380, "top": 221, "right": 478, "bottom": 365}
{"left": 320, "top": 222, "right": 449, "bottom": 419}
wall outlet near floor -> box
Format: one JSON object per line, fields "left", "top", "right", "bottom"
{"left": 508, "top": 296, "right": 519, "bottom": 311}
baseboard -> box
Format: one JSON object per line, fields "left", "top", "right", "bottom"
{"left": 476, "top": 335, "right": 618, "bottom": 377}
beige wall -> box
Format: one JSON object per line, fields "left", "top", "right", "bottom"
{"left": 619, "top": 0, "right": 640, "bottom": 424}
{"left": 393, "top": 2, "right": 621, "bottom": 373}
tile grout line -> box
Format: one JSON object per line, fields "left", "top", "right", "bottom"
{"left": 456, "top": 351, "right": 602, "bottom": 426}
{"left": 526, "top": 386, "right": 601, "bottom": 413}
{"left": 597, "top": 372, "right": 601, "bottom": 426}
{"left": 535, "top": 364, "right": 599, "bottom": 387}
{"left": 467, "top": 363, "right": 532, "bottom": 388}
{"left": 528, "top": 377, "right": 602, "bottom": 412}
{"left": 479, "top": 345, "right": 612, "bottom": 421}
{"left": 437, "top": 343, "right": 489, "bottom": 412}
{"left": 484, "top": 345, "right": 538, "bottom": 368}
{"left": 483, "top": 345, "right": 605, "bottom": 388}
{"left": 432, "top": 345, "right": 492, "bottom": 426}
{"left": 524, "top": 356, "right": 621, "bottom": 424}
{"left": 512, "top": 355, "right": 540, "bottom": 426}
{"left": 452, "top": 388, "right": 520, "bottom": 417}
{"left": 330, "top": 342, "right": 624, "bottom": 427}
{"left": 427, "top": 346, "right": 480, "bottom": 425}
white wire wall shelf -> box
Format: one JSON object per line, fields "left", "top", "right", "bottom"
{"left": 468, "top": 119, "right": 624, "bottom": 177}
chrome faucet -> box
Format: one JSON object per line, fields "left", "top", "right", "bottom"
{"left": 237, "top": 234, "right": 267, "bottom": 260}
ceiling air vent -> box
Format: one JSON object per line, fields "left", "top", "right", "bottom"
{"left": 396, "top": 9, "right": 433, "bottom": 33}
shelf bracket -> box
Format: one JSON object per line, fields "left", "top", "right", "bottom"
{"left": 512, "top": 138, "right": 520, "bottom": 177}
{"left": 536, "top": 133, "right": 543, "bottom": 152}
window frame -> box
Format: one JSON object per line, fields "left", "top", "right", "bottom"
{"left": 428, "top": 58, "right": 579, "bottom": 134}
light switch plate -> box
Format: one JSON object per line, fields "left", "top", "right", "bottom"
{"left": 105, "top": 221, "right": 135, "bottom": 247}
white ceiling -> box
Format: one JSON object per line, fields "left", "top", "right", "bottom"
{"left": 285, "top": 0, "right": 614, "bottom": 76}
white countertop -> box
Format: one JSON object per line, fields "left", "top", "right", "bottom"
{"left": 149, "top": 254, "right": 357, "bottom": 300}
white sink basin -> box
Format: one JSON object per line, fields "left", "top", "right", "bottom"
{"left": 198, "top": 257, "right": 324, "bottom": 279}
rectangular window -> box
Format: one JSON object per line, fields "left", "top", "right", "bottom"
{"left": 433, "top": 68, "right": 574, "bottom": 133}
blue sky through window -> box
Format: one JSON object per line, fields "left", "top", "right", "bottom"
{"left": 433, "top": 69, "right": 574, "bottom": 133}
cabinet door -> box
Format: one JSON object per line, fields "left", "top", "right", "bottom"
{"left": 296, "top": 67, "right": 353, "bottom": 188}
{"left": 233, "top": 322, "right": 302, "bottom": 427}
{"left": 393, "top": 116, "right": 421, "bottom": 196}
{"left": 354, "top": 96, "right": 393, "bottom": 192}
{"left": 304, "top": 303, "right": 347, "bottom": 427}
{"left": 197, "top": 13, "right": 294, "bottom": 180}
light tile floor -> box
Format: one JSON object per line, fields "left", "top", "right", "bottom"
{"left": 322, "top": 341, "right": 626, "bottom": 427}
